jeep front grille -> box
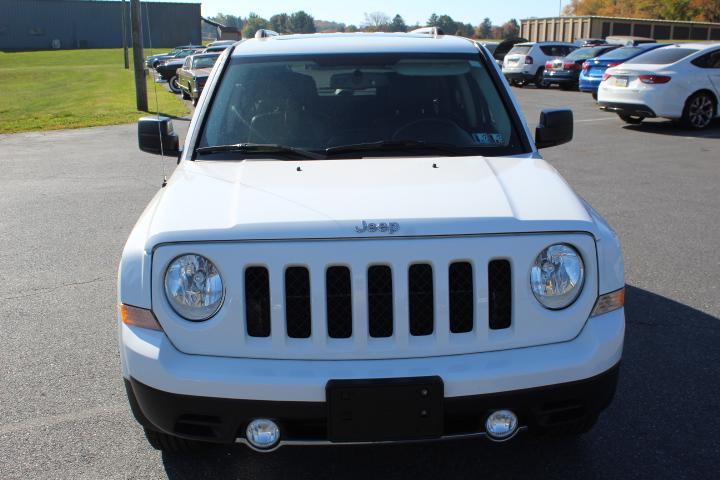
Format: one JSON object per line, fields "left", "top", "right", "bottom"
{"left": 153, "top": 234, "right": 598, "bottom": 360}
{"left": 245, "top": 261, "right": 512, "bottom": 339}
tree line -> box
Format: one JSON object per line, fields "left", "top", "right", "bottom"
{"left": 563, "top": 0, "right": 720, "bottom": 23}
{"left": 204, "top": 11, "right": 522, "bottom": 40}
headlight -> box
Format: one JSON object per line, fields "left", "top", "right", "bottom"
{"left": 164, "top": 254, "right": 224, "bottom": 321}
{"left": 530, "top": 244, "right": 584, "bottom": 310}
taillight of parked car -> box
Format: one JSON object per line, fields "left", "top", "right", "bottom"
{"left": 581, "top": 62, "right": 590, "bottom": 71}
{"left": 545, "top": 61, "right": 553, "bottom": 69}
{"left": 602, "top": 73, "right": 611, "bottom": 81}
{"left": 564, "top": 62, "right": 580, "bottom": 70}
{"left": 525, "top": 56, "right": 533, "bottom": 64}
{"left": 639, "top": 75, "right": 671, "bottom": 84}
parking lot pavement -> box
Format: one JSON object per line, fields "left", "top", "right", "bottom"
{"left": 1, "top": 87, "right": 718, "bottom": 480}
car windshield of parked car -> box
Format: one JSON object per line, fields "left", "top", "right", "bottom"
{"left": 193, "top": 54, "right": 219, "bottom": 69}
{"left": 625, "top": 48, "right": 697, "bottom": 65}
{"left": 566, "top": 46, "right": 613, "bottom": 61}
{"left": 197, "top": 54, "right": 526, "bottom": 158}
{"left": 508, "top": 45, "right": 531, "bottom": 55}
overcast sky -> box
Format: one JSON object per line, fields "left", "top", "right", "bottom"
{"left": 157, "top": 0, "right": 566, "bottom": 26}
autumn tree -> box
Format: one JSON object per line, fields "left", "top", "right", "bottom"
{"left": 691, "top": 0, "right": 720, "bottom": 22}
{"left": 502, "top": 19, "right": 520, "bottom": 38}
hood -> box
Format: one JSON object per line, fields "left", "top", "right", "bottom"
{"left": 144, "top": 155, "right": 595, "bottom": 246}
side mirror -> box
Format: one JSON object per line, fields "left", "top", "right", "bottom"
{"left": 138, "top": 116, "right": 180, "bottom": 156}
{"left": 535, "top": 109, "right": 573, "bottom": 149}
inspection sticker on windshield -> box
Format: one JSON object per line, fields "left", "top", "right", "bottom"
{"left": 472, "top": 133, "right": 504, "bottom": 145}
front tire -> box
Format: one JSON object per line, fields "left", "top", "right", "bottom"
{"left": 168, "top": 75, "right": 181, "bottom": 94}
{"left": 143, "top": 428, "right": 207, "bottom": 453}
{"left": 618, "top": 113, "right": 644, "bottom": 124}
{"left": 681, "top": 92, "right": 716, "bottom": 130}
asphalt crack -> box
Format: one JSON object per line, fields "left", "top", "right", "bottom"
{"left": 0, "top": 275, "right": 114, "bottom": 301}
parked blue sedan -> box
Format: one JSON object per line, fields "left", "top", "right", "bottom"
{"left": 579, "top": 43, "right": 669, "bottom": 98}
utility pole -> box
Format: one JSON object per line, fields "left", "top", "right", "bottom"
{"left": 130, "top": 0, "right": 148, "bottom": 111}
{"left": 121, "top": 0, "right": 129, "bottom": 69}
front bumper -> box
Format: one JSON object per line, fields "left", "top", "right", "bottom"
{"left": 126, "top": 363, "right": 620, "bottom": 445}
{"left": 120, "top": 308, "right": 624, "bottom": 443}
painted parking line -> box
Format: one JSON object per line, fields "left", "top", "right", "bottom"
{"left": 575, "top": 117, "right": 618, "bottom": 123}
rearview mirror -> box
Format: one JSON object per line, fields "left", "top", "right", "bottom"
{"left": 138, "top": 116, "right": 180, "bottom": 156}
{"left": 535, "top": 109, "right": 573, "bottom": 149}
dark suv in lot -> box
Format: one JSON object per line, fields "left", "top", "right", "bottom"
{"left": 543, "top": 45, "right": 620, "bottom": 90}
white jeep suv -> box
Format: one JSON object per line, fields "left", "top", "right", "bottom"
{"left": 502, "top": 41, "right": 577, "bottom": 88}
{"left": 120, "top": 31, "right": 625, "bottom": 453}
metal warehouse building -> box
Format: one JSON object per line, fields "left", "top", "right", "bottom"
{"left": 521, "top": 16, "right": 720, "bottom": 43}
{"left": 0, "top": 0, "right": 201, "bottom": 50}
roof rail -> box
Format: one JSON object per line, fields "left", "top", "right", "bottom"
{"left": 255, "top": 29, "right": 279, "bottom": 39}
{"left": 410, "top": 26, "right": 445, "bottom": 37}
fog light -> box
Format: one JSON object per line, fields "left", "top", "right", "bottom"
{"left": 245, "top": 419, "right": 280, "bottom": 450}
{"left": 485, "top": 410, "right": 519, "bottom": 441}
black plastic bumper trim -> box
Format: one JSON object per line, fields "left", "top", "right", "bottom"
{"left": 598, "top": 102, "right": 657, "bottom": 118}
{"left": 125, "top": 362, "right": 620, "bottom": 444}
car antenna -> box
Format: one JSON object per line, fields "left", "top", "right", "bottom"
{"left": 143, "top": 3, "right": 168, "bottom": 187}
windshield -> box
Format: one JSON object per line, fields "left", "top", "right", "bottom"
{"left": 566, "top": 46, "right": 613, "bottom": 61}
{"left": 508, "top": 45, "right": 531, "bottom": 55}
{"left": 625, "top": 47, "right": 697, "bottom": 65}
{"left": 197, "top": 54, "right": 526, "bottom": 158}
{"left": 193, "top": 55, "right": 219, "bottom": 69}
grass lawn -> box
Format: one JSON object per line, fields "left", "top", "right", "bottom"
{"left": 0, "top": 48, "right": 189, "bottom": 134}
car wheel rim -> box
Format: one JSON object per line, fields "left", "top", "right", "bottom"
{"left": 689, "top": 95, "right": 713, "bottom": 128}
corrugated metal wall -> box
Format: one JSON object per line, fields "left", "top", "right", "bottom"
{"left": 0, "top": 0, "right": 201, "bottom": 50}
{"left": 521, "top": 16, "right": 720, "bottom": 42}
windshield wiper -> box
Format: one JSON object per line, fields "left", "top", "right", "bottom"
{"left": 195, "top": 143, "right": 325, "bottom": 160}
{"left": 325, "top": 140, "right": 468, "bottom": 156}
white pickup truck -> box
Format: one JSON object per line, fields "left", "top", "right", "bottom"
{"left": 119, "top": 29, "right": 625, "bottom": 453}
